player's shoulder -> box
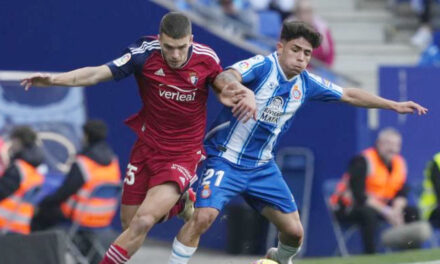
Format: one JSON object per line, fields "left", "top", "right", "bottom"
{"left": 128, "top": 35, "right": 161, "bottom": 55}
{"left": 234, "top": 54, "right": 271, "bottom": 74}
{"left": 192, "top": 42, "right": 220, "bottom": 64}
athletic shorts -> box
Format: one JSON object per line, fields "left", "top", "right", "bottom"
{"left": 121, "top": 139, "right": 205, "bottom": 205}
{"left": 195, "top": 156, "right": 297, "bottom": 213}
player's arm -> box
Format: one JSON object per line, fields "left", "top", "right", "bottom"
{"left": 212, "top": 69, "right": 257, "bottom": 123}
{"left": 21, "top": 65, "right": 113, "bottom": 90}
{"left": 340, "top": 87, "right": 428, "bottom": 115}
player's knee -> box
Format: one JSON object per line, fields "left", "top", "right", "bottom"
{"left": 130, "top": 213, "right": 158, "bottom": 234}
{"left": 281, "top": 221, "right": 304, "bottom": 242}
{"left": 121, "top": 214, "right": 134, "bottom": 231}
{"left": 192, "top": 209, "right": 217, "bottom": 234}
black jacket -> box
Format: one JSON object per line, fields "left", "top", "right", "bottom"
{"left": 348, "top": 155, "right": 409, "bottom": 206}
{"left": 0, "top": 145, "right": 45, "bottom": 201}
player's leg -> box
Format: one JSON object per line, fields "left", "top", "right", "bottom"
{"left": 120, "top": 205, "right": 139, "bottom": 231}
{"left": 244, "top": 160, "right": 301, "bottom": 264}
{"left": 119, "top": 141, "right": 149, "bottom": 231}
{"left": 168, "top": 207, "right": 220, "bottom": 264}
{"left": 101, "top": 182, "right": 182, "bottom": 264}
{"left": 262, "top": 208, "right": 303, "bottom": 264}
{"left": 168, "top": 157, "right": 246, "bottom": 264}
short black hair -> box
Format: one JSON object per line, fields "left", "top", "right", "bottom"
{"left": 159, "top": 12, "right": 192, "bottom": 39}
{"left": 280, "top": 21, "right": 322, "bottom": 48}
{"left": 10, "top": 126, "right": 37, "bottom": 148}
{"left": 83, "top": 120, "right": 107, "bottom": 144}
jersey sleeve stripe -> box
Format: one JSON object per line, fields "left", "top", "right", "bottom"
{"left": 193, "top": 45, "right": 220, "bottom": 63}
{"left": 193, "top": 49, "right": 220, "bottom": 64}
{"left": 130, "top": 40, "right": 160, "bottom": 54}
{"left": 193, "top": 45, "right": 219, "bottom": 57}
{"left": 193, "top": 46, "right": 219, "bottom": 61}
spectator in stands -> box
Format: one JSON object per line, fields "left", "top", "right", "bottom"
{"left": 31, "top": 120, "right": 121, "bottom": 231}
{"left": 0, "top": 135, "right": 8, "bottom": 175}
{"left": 287, "top": 0, "right": 335, "bottom": 67}
{"left": 411, "top": 0, "right": 434, "bottom": 49}
{"left": 0, "top": 126, "right": 45, "bottom": 234}
{"left": 249, "top": 0, "right": 296, "bottom": 20}
{"left": 218, "top": 0, "right": 258, "bottom": 34}
{"left": 330, "top": 128, "right": 419, "bottom": 254}
{"left": 419, "top": 152, "right": 440, "bottom": 228}
{"left": 418, "top": 30, "right": 440, "bottom": 65}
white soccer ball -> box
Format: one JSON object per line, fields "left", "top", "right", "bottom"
{"left": 252, "top": 259, "right": 278, "bottom": 264}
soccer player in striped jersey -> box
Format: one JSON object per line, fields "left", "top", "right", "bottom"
{"left": 21, "top": 12, "right": 256, "bottom": 264}
{"left": 168, "top": 21, "right": 427, "bottom": 264}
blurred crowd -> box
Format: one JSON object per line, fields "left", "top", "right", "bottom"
{"left": 172, "top": 0, "right": 335, "bottom": 68}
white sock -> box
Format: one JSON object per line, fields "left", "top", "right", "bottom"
{"left": 275, "top": 241, "right": 301, "bottom": 264}
{"left": 168, "top": 237, "right": 197, "bottom": 264}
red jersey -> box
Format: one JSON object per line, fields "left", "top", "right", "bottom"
{"left": 107, "top": 36, "right": 222, "bottom": 154}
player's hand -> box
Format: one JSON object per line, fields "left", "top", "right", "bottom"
{"left": 20, "top": 73, "right": 54, "bottom": 91}
{"left": 381, "top": 206, "right": 403, "bottom": 227}
{"left": 220, "top": 81, "right": 247, "bottom": 105}
{"left": 232, "top": 86, "right": 257, "bottom": 123}
{"left": 393, "top": 101, "right": 428, "bottom": 115}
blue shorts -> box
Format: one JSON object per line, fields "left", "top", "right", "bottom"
{"left": 195, "top": 156, "right": 297, "bottom": 213}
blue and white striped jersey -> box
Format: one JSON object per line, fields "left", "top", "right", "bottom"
{"left": 205, "top": 52, "right": 344, "bottom": 168}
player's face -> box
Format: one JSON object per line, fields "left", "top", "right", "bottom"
{"left": 159, "top": 33, "right": 193, "bottom": 69}
{"left": 376, "top": 134, "right": 402, "bottom": 164}
{"left": 276, "top": 37, "right": 312, "bottom": 79}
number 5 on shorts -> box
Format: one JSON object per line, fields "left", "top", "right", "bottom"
{"left": 201, "top": 168, "right": 224, "bottom": 187}
{"left": 124, "top": 163, "right": 137, "bottom": 185}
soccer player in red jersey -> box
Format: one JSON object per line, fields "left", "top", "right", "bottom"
{"left": 21, "top": 12, "right": 256, "bottom": 264}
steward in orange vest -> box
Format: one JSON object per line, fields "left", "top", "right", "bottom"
{"left": 330, "top": 147, "right": 407, "bottom": 211}
{"left": 0, "top": 126, "right": 45, "bottom": 234}
{"left": 330, "top": 128, "right": 419, "bottom": 254}
{"left": 31, "top": 120, "right": 121, "bottom": 231}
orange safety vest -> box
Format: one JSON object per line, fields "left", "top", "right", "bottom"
{"left": 330, "top": 147, "right": 406, "bottom": 208}
{"left": 61, "top": 155, "right": 121, "bottom": 228}
{"left": 0, "top": 160, "right": 44, "bottom": 234}
{"left": 363, "top": 147, "right": 406, "bottom": 202}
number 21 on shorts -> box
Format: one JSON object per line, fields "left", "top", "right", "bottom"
{"left": 201, "top": 168, "right": 224, "bottom": 187}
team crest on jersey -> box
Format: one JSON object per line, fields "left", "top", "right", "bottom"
{"left": 201, "top": 185, "right": 212, "bottom": 198}
{"left": 189, "top": 72, "right": 199, "bottom": 85}
{"left": 260, "top": 96, "right": 284, "bottom": 124}
{"left": 292, "top": 85, "right": 302, "bottom": 100}
{"left": 113, "top": 53, "right": 131, "bottom": 67}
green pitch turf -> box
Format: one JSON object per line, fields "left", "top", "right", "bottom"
{"left": 296, "top": 248, "right": 440, "bottom": 264}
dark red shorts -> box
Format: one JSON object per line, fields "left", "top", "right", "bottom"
{"left": 121, "top": 139, "right": 205, "bottom": 205}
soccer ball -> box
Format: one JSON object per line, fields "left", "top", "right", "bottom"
{"left": 252, "top": 259, "right": 278, "bottom": 264}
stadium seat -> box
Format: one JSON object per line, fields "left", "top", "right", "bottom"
{"left": 65, "top": 183, "right": 121, "bottom": 264}
{"left": 322, "top": 178, "right": 357, "bottom": 256}
{"left": 266, "top": 147, "right": 314, "bottom": 256}
{"left": 257, "top": 11, "right": 282, "bottom": 39}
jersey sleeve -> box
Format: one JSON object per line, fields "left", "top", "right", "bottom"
{"left": 227, "top": 55, "right": 267, "bottom": 84}
{"left": 106, "top": 37, "right": 158, "bottom": 81}
{"left": 206, "top": 50, "right": 223, "bottom": 84}
{"left": 305, "top": 72, "right": 344, "bottom": 102}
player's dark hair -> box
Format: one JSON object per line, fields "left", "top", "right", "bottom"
{"left": 83, "top": 120, "right": 107, "bottom": 144}
{"left": 159, "top": 12, "right": 192, "bottom": 39}
{"left": 280, "top": 21, "right": 322, "bottom": 48}
{"left": 10, "top": 126, "right": 37, "bottom": 148}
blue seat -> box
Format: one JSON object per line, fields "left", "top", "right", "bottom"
{"left": 65, "top": 183, "right": 122, "bottom": 264}
{"left": 266, "top": 147, "right": 314, "bottom": 257}
{"left": 257, "top": 11, "right": 282, "bottom": 39}
{"left": 322, "top": 178, "right": 357, "bottom": 256}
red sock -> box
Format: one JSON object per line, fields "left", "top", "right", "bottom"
{"left": 100, "top": 244, "right": 129, "bottom": 264}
